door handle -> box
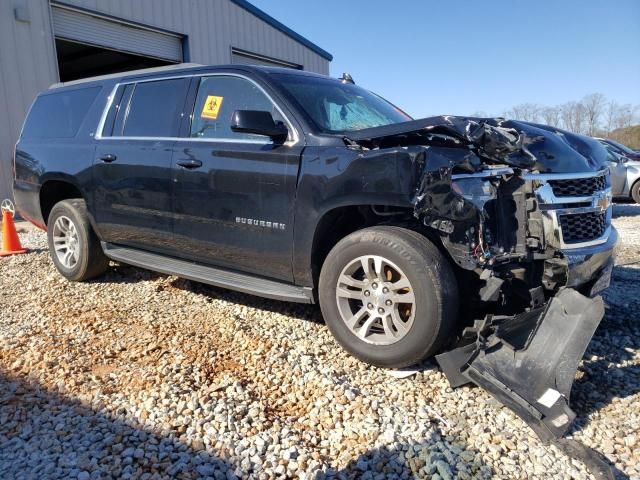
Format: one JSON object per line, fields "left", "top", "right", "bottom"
{"left": 98, "top": 154, "right": 117, "bottom": 163}
{"left": 176, "top": 159, "right": 203, "bottom": 169}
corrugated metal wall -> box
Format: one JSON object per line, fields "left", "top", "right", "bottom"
{"left": 57, "top": 0, "right": 330, "bottom": 74}
{"left": 0, "top": 0, "right": 331, "bottom": 201}
{"left": 0, "top": 0, "right": 59, "bottom": 203}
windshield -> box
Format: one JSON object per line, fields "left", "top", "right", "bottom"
{"left": 272, "top": 73, "right": 411, "bottom": 134}
{"left": 606, "top": 139, "right": 635, "bottom": 155}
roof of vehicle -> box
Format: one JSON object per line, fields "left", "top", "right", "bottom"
{"left": 595, "top": 137, "right": 638, "bottom": 154}
{"left": 47, "top": 63, "right": 335, "bottom": 92}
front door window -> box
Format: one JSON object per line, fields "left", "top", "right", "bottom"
{"left": 189, "top": 76, "right": 285, "bottom": 141}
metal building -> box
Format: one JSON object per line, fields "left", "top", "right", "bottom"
{"left": 0, "top": 0, "right": 332, "bottom": 201}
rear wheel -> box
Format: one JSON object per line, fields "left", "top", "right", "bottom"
{"left": 631, "top": 180, "right": 640, "bottom": 204}
{"left": 319, "top": 226, "right": 459, "bottom": 368}
{"left": 47, "top": 199, "right": 109, "bottom": 281}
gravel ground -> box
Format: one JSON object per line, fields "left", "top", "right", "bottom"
{"left": 1, "top": 204, "right": 638, "bottom": 480}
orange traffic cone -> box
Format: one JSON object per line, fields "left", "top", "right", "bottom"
{"left": 0, "top": 209, "right": 28, "bottom": 256}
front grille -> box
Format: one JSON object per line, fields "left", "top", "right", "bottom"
{"left": 526, "top": 168, "right": 611, "bottom": 248}
{"left": 559, "top": 211, "right": 607, "bottom": 244}
{"left": 548, "top": 175, "right": 606, "bottom": 197}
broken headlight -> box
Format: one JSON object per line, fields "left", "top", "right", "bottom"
{"left": 451, "top": 177, "right": 497, "bottom": 209}
{"left": 451, "top": 168, "right": 512, "bottom": 209}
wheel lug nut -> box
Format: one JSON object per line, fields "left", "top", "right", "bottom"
{"left": 378, "top": 307, "right": 385, "bottom": 314}
{"left": 367, "top": 303, "right": 374, "bottom": 309}
{"left": 372, "top": 283, "right": 378, "bottom": 289}
{"left": 385, "top": 300, "right": 392, "bottom": 306}
{"left": 364, "top": 290, "right": 370, "bottom": 297}
{"left": 382, "top": 287, "right": 389, "bottom": 293}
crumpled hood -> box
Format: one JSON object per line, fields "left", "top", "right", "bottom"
{"left": 515, "top": 120, "right": 609, "bottom": 173}
{"left": 345, "top": 116, "right": 609, "bottom": 174}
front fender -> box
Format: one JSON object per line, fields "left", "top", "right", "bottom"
{"left": 292, "top": 146, "right": 424, "bottom": 285}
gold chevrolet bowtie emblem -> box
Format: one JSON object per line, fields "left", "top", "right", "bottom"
{"left": 596, "top": 194, "right": 611, "bottom": 210}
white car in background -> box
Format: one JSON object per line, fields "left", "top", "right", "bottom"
{"left": 597, "top": 139, "right": 640, "bottom": 203}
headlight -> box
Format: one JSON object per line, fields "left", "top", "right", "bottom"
{"left": 451, "top": 168, "right": 512, "bottom": 209}
{"left": 451, "top": 177, "right": 497, "bottom": 208}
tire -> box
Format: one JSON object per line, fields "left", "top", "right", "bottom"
{"left": 47, "top": 199, "right": 109, "bottom": 281}
{"left": 319, "top": 226, "right": 459, "bottom": 368}
{"left": 632, "top": 180, "right": 640, "bottom": 204}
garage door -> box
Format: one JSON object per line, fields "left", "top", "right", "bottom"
{"left": 51, "top": 5, "right": 183, "bottom": 63}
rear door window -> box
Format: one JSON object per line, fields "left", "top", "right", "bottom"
{"left": 21, "top": 86, "right": 101, "bottom": 139}
{"left": 189, "top": 76, "right": 284, "bottom": 141}
{"left": 117, "top": 78, "right": 189, "bottom": 138}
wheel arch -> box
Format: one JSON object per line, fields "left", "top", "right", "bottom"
{"left": 39, "top": 175, "right": 87, "bottom": 227}
{"left": 299, "top": 201, "right": 441, "bottom": 291}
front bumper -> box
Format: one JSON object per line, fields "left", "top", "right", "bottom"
{"left": 561, "top": 226, "right": 619, "bottom": 295}
{"left": 437, "top": 227, "right": 618, "bottom": 479}
{"left": 437, "top": 288, "right": 616, "bottom": 478}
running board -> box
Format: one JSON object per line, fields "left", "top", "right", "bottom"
{"left": 101, "top": 243, "right": 314, "bottom": 304}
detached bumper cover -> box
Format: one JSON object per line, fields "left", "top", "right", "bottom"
{"left": 437, "top": 288, "right": 602, "bottom": 439}
{"left": 437, "top": 288, "right": 614, "bottom": 478}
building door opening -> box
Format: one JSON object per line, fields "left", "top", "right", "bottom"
{"left": 55, "top": 39, "right": 174, "bottom": 82}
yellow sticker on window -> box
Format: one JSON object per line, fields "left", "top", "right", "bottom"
{"left": 201, "top": 95, "right": 224, "bottom": 120}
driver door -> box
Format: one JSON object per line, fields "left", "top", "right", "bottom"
{"left": 171, "top": 74, "right": 302, "bottom": 282}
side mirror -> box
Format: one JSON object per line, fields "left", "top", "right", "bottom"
{"left": 231, "top": 110, "right": 288, "bottom": 142}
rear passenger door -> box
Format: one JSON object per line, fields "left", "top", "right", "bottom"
{"left": 171, "top": 74, "right": 303, "bottom": 282}
{"left": 93, "top": 78, "right": 189, "bottom": 253}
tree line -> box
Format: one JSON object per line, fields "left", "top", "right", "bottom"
{"left": 474, "top": 94, "right": 639, "bottom": 138}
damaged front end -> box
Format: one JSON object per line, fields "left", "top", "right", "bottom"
{"left": 345, "top": 116, "right": 618, "bottom": 478}
{"left": 347, "top": 117, "right": 617, "bottom": 300}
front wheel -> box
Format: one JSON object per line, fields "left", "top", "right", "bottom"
{"left": 319, "top": 226, "right": 459, "bottom": 368}
{"left": 631, "top": 180, "right": 640, "bottom": 204}
{"left": 47, "top": 199, "right": 109, "bottom": 281}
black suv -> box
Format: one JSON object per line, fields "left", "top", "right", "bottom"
{"left": 15, "top": 63, "right": 616, "bottom": 397}
{"left": 14, "top": 64, "right": 622, "bottom": 468}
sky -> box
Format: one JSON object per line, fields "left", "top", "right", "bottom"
{"left": 250, "top": 0, "right": 640, "bottom": 119}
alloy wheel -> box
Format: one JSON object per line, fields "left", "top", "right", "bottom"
{"left": 52, "top": 215, "right": 80, "bottom": 269}
{"left": 335, "top": 255, "right": 416, "bottom": 345}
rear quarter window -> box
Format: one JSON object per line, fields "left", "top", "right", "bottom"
{"left": 21, "top": 86, "right": 101, "bottom": 139}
